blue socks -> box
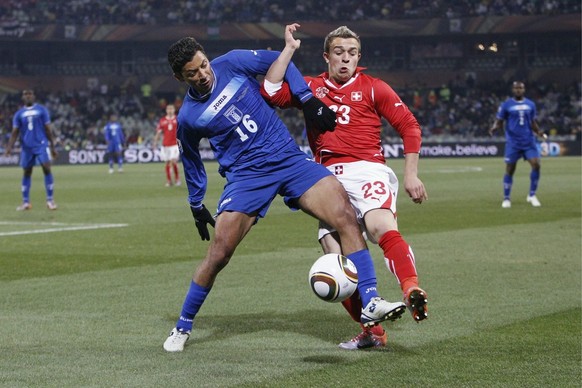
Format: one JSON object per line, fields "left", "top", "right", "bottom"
{"left": 346, "top": 249, "right": 378, "bottom": 307}
{"left": 44, "top": 173, "right": 54, "bottom": 201}
{"left": 176, "top": 281, "right": 211, "bottom": 332}
{"left": 503, "top": 174, "right": 513, "bottom": 200}
{"left": 530, "top": 169, "right": 540, "bottom": 196}
{"left": 21, "top": 176, "right": 31, "bottom": 203}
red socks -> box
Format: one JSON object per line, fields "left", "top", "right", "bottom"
{"left": 378, "top": 230, "right": 418, "bottom": 292}
{"left": 165, "top": 164, "right": 172, "bottom": 182}
{"left": 173, "top": 164, "right": 180, "bottom": 181}
{"left": 341, "top": 290, "right": 363, "bottom": 323}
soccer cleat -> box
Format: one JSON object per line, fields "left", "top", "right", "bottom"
{"left": 118, "top": 167, "right": 123, "bottom": 173}
{"left": 46, "top": 201, "right": 58, "bottom": 210}
{"left": 175, "top": 180, "right": 181, "bottom": 186}
{"left": 404, "top": 287, "right": 428, "bottom": 322}
{"left": 338, "top": 328, "right": 387, "bottom": 350}
{"left": 16, "top": 202, "right": 32, "bottom": 211}
{"left": 526, "top": 195, "right": 541, "bottom": 207}
{"left": 163, "top": 327, "right": 190, "bottom": 352}
{"left": 501, "top": 199, "right": 511, "bottom": 208}
{"left": 360, "top": 297, "right": 406, "bottom": 327}
{"left": 109, "top": 168, "right": 114, "bottom": 174}
{"left": 165, "top": 182, "right": 172, "bottom": 187}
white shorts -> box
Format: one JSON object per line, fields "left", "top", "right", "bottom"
{"left": 319, "top": 160, "right": 399, "bottom": 243}
{"left": 161, "top": 145, "right": 180, "bottom": 162}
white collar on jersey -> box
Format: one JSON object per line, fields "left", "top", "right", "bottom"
{"left": 324, "top": 72, "right": 360, "bottom": 90}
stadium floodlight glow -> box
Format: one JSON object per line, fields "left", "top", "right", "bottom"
{"left": 489, "top": 43, "right": 498, "bottom": 52}
{"left": 477, "top": 43, "right": 485, "bottom": 50}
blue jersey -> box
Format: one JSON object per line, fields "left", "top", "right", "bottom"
{"left": 177, "top": 49, "right": 314, "bottom": 208}
{"left": 495, "top": 97, "right": 537, "bottom": 147}
{"left": 12, "top": 103, "right": 51, "bottom": 150}
{"left": 103, "top": 121, "right": 125, "bottom": 151}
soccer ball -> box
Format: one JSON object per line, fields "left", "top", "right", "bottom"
{"left": 308, "top": 253, "right": 358, "bottom": 303}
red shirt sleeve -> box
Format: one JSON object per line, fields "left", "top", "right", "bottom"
{"left": 372, "top": 79, "right": 422, "bottom": 154}
{"left": 260, "top": 82, "right": 302, "bottom": 109}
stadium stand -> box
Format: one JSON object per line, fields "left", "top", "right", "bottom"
{"left": 0, "top": 1, "right": 580, "bottom": 149}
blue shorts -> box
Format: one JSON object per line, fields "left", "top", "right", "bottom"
{"left": 107, "top": 143, "right": 123, "bottom": 153}
{"left": 20, "top": 146, "right": 51, "bottom": 168}
{"left": 504, "top": 141, "right": 540, "bottom": 164}
{"left": 216, "top": 146, "right": 331, "bottom": 219}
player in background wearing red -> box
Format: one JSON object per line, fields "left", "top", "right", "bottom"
{"left": 262, "top": 24, "right": 429, "bottom": 350}
{"left": 153, "top": 104, "right": 181, "bottom": 186}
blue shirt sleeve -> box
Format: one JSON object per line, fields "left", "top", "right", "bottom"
{"left": 178, "top": 125, "right": 208, "bottom": 209}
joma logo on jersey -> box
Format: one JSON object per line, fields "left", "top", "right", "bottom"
{"left": 212, "top": 94, "right": 229, "bottom": 111}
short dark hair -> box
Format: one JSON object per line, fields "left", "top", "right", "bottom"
{"left": 167, "top": 37, "right": 206, "bottom": 75}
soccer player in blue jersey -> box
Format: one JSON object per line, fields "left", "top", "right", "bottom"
{"left": 162, "top": 37, "right": 407, "bottom": 352}
{"left": 489, "top": 81, "right": 546, "bottom": 208}
{"left": 5, "top": 89, "right": 58, "bottom": 211}
{"left": 104, "top": 113, "right": 125, "bottom": 173}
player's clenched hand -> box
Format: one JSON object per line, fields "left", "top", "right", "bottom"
{"left": 190, "top": 204, "right": 216, "bottom": 241}
{"left": 302, "top": 97, "right": 336, "bottom": 132}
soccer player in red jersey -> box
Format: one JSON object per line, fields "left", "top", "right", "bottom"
{"left": 153, "top": 104, "right": 181, "bottom": 186}
{"left": 262, "top": 24, "right": 429, "bottom": 350}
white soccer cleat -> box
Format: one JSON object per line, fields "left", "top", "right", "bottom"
{"left": 360, "top": 297, "right": 406, "bottom": 328}
{"left": 163, "top": 327, "right": 190, "bottom": 352}
{"left": 16, "top": 202, "right": 32, "bottom": 211}
{"left": 46, "top": 201, "right": 58, "bottom": 210}
{"left": 109, "top": 168, "right": 114, "bottom": 174}
{"left": 501, "top": 199, "right": 511, "bottom": 208}
{"left": 526, "top": 195, "right": 541, "bottom": 207}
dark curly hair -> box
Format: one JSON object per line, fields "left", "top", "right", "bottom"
{"left": 167, "top": 37, "right": 206, "bottom": 75}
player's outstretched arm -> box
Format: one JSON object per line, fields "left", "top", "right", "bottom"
{"left": 264, "top": 23, "right": 301, "bottom": 95}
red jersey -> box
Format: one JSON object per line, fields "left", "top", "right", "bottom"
{"left": 156, "top": 115, "right": 178, "bottom": 147}
{"left": 263, "top": 68, "right": 421, "bottom": 166}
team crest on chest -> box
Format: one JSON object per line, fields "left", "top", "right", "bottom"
{"left": 334, "top": 165, "right": 344, "bottom": 175}
{"left": 351, "top": 91, "right": 363, "bottom": 102}
{"left": 315, "top": 86, "right": 329, "bottom": 99}
{"left": 224, "top": 105, "right": 243, "bottom": 125}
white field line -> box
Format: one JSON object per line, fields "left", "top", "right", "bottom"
{"left": 0, "top": 222, "right": 128, "bottom": 237}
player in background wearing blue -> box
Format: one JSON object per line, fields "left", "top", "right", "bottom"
{"left": 104, "top": 113, "right": 125, "bottom": 174}
{"left": 163, "top": 36, "right": 406, "bottom": 352}
{"left": 489, "top": 81, "right": 547, "bottom": 208}
{"left": 5, "top": 89, "right": 58, "bottom": 211}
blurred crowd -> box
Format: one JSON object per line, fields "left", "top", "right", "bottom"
{"left": 1, "top": 0, "right": 580, "bottom": 26}
{"left": 1, "top": 79, "right": 580, "bottom": 152}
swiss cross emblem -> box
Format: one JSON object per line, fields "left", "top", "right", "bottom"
{"left": 351, "top": 91, "right": 362, "bottom": 101}
{"left": 334, "top": 165, "right": 344, "bottom": 175}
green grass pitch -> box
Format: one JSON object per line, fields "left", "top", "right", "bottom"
{"left": 0, "top": 157, "right": 580, "bottom": 387}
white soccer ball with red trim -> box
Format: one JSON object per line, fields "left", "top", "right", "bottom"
{"left": 308, "top": 254, "right": 358, "bottom": 303}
